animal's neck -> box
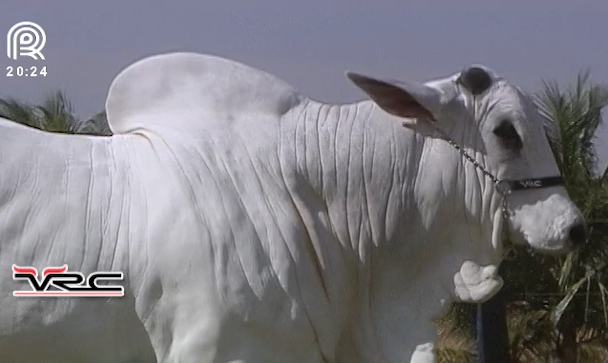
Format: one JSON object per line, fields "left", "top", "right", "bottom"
{"left": 287, "top": 100, "right": 402, "bottom": 254}
{"left": 290, "top": 100, "right": 490, "bottom": 254}
{"left": 288, "top": 101, "right": 502, "bottom": 362}
{"left": 0, "top": 122, "right": 128, "bottom": 277}
{"left": 430, "top": 121, "right": 503, "bottom": 265}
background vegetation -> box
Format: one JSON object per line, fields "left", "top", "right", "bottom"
{"left": 1, "top": 71, "right": 606, "bottom": 363}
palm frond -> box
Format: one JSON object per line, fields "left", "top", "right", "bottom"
{"left": 38, "top": 90, "right": 80, "bottom": 133}
{"left": 77, "top": 110, "right": 112, "bottom": 136}
{"left": 0, "top": 98, "right": 43, "bottom": 129}
{"left": 0, "top": 91, "right": 83, "bottom": 133}
{"left": 535, "top": 71, "right": 608, "bottom": 181}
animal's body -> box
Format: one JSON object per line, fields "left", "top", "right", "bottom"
{"left": 0, "top": 52, "right": 585, "bottom": 363}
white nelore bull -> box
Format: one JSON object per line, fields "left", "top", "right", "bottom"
{"left": 0, "top": 52, "right": 586, "bottom": 363}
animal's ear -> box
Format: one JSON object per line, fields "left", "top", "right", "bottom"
{"left": 346, "top": 71, "right": 443, "bottom": 121}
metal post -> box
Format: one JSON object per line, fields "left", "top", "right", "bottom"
{"left": 475, "top": 273, "right": 511, "bottom": 362}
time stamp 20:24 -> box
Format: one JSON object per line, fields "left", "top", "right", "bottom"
{"left": 6, "top": 65, "right": 48, "bottom": 77}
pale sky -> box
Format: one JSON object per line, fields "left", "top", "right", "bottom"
{"left": 2, "top": 1, "right": 607, "bottom": 170}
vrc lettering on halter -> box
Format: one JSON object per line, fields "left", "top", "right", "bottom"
{"left": 518, "top": 180, "right": 542, "bottom": 188}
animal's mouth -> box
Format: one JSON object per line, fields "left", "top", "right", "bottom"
{"left": 522, "top": 232, "right": 575, "bottom": 257}
{"left": 453, "top": 261, "right": 504, "bottom": 303}
{"left": 528, "top": 239, "right": 574, "bottom": 256}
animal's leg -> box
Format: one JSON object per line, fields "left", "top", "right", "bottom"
{"left": 407, "top": 325, "right": 437, "bottom": 363}
{"left": 137, "top": 304, "right": 221, "bottom": 363}
{"left": 409, "top": 342, "right": 436, "bottom": 363}
{"left": 132, "top": 282, "right": 220, "bottom": 363}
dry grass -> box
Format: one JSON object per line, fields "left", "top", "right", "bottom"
{"left": 434, "top": 301, "right": 608, "bottom": 363}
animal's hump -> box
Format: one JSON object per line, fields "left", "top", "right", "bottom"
{"left": 105, "top": 52, "right": 304, "bottom": 135}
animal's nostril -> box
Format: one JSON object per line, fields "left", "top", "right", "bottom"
{"left": 568, "top": 223, "right": 587, "bottom": 247}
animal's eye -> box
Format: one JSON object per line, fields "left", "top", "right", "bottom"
{"left": 493, "top": 120, "right": 522, "bottom": 149}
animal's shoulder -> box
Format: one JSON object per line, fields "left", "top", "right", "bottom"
{"left": 105, "top": 52, "right": 307, "bottom": 135}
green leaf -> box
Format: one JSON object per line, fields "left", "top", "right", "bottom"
{"left": 551, "top": 269, "right": 594, "bottom": 326}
